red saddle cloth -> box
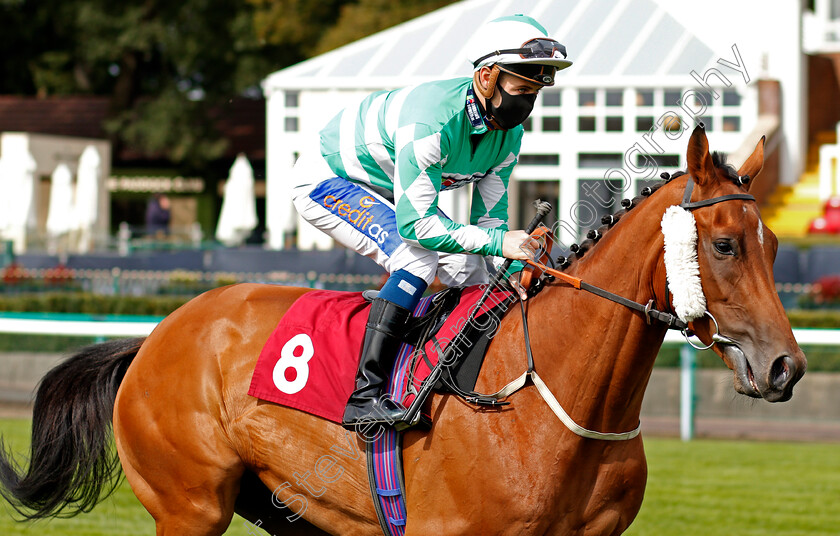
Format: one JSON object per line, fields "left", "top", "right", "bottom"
{"left": 248, "top": 286, "right": 506, "bottom": 423}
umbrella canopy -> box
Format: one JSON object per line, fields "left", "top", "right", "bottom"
{"left": 46, "top": 163, "right": 76, "bottom": 236}
{"left": 0, "top": 148, "right": 37, "bottom": 253}
{"left": 216, "top": 154, "right": 258, "bottom": 247}
{"left": 0, "top": 156, "right": 9, "bottom": 235}
{"left": 74, "top": 145, "right": 101, "bottom": 252}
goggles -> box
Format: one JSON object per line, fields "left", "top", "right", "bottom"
{"left": 473, "top": 38, "right": 568, "bottom": 67}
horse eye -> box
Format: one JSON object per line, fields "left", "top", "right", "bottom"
{"left": 714, "top": 240, "right": 735, "bottom": 256}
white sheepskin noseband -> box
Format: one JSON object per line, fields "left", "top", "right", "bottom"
{"left": 661, "top": 206, "right": 706, "bottom": 322}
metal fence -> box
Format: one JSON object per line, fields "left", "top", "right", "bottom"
{"left": 0, "top": 313, "right": 836, "bottom": 441}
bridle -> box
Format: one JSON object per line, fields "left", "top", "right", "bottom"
{"left": 524, "top": 174, "right": 755, "bottom": 343}
{"left": 481, "top": 175, "right": 757, "bottom": 440}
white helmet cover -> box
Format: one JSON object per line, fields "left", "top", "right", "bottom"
{"left": 466, "top": 14, "right": 573, "bottom": 72}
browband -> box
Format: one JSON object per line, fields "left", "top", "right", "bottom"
{"left": 679, "top": 179, "right": 755, "bottom": 210}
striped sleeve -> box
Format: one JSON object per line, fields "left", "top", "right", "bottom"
{"left": 472, "top": 132, "right": 522, "bottom": 271}
{"left": 394, "top": 123, "right": 505, "bottom": 256}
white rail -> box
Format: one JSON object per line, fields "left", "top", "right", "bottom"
{"left": 0, "top": 314, "right": 160, "bottom": 337}
{"left": 1, "top": 314, "right": 834, "bottom": 344}
{"left": 0, "top": 316, "right": 836, "bottom": 441}
{"left": 664, "top": 328, "right": 840, "bottom": 346}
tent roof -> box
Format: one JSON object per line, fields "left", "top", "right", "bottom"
{"left": 263, "top": 0, "right": 721, "bottom": 93}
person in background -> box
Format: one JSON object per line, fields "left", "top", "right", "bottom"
{"left": 146, "top": 193, "right": 171, "bottom": 238}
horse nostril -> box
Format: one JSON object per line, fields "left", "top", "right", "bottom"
{"left": 769, "top": 355, "right": 795, "bottom": 390}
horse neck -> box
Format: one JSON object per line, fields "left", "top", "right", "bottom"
{"left": 522, "top": 193, "right": 675, "bottom": 434}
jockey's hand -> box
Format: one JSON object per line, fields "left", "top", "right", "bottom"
{"left": 503, "top": 230, "right": 539, "bottom": 261}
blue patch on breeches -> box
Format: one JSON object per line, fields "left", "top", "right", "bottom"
{"left": 309, "top": 177, "right": 403, "bottom": 257}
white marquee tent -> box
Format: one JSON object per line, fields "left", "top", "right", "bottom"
{"left": 263, "top": 0, "right": 806, "bottom": 248}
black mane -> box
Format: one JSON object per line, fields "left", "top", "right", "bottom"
{"left": 712, "top": 151, "right": 740, "bottom": 184}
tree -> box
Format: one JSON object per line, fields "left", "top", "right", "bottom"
{"left": 2, "top": 0, "right": 290, "bottom": 169}
{"left": 0, "top": 0, "right": 457, "bottom": 170}
{"left": 314, "top": 0, "right": 457, "bottom": 55}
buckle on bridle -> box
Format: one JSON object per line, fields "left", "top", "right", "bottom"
{"left": 644, "top": 300, "right": 654, "bottom": 325}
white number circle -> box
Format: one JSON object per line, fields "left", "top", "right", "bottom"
{"left": 273, "top": 334, "right": 314, "bottom": 395}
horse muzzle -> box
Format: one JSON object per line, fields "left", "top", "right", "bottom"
{"left": 723, "top": 344, "right": 806, "bottom": 402}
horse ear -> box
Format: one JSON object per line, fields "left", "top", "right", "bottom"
{"left": 686, "top": 124, "right": 716, "bottom": 186}
{"left": 736, "top": 136, "right": 765, "bottom": 192}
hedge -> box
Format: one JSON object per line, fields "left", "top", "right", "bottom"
{"left": 0, "top": 292, "right": 838, "bottom": 369}
{"left": 2, "top": 292, "right": 840, "bottom": 326}
{"left": 0, "top": 292, "right": 191, "bottom": 316}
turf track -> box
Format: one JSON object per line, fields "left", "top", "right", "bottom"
{"left": 0, "top": 419, "right": 838, "bottom": 535}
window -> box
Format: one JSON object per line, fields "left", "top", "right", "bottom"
{"left": 542, "top": 117, "right": 561, "bottom": 131}
{"left": 606, "top": 90, "right": 623, "bottom": 106}
{"left": 637, "top": 89, "right": 654, "bottom": 106}
{"left": 519, "top": 154, "right": 560, "bottom": 166}
{"left": 522, "top": 117, "right": 533, "bottom": 131}
{"left": 578, "top": 117, "right": 596, "bottom": 131}
{"left": 518, "top": 181, "right": 559, "bottom": 230}
{"left": 578, "top": 178, "right": 624, "bottom": 229}
{"left": 636, "top": 117, "right": 654, "bottom": 132}
{"left": 723, "top": 90, "right": 741, "bottom": 106}
{"left": 606, "top": 117, "right": 623, "bottom": 132}
{"left": 578, "top": 153, "right": 622, "bottom": 168}
{"left": 284, "top": 117, "right": 299, "bottom": 132}
{"left": 723, "top": 116, "right": 741, "bottom": 131}
{"left": 543, "top": 91, "right": 561, "bottom": 107}
{"left": 578, "top": 89, "right": 596, "bottom": 107}
{"left": 664, "top": 89, "right": 682, "bottom": 106}
{"left": 638, "top": 154, "right": 680, "bottom": 168}
{"left": 285, "top": 91, "right": 299, "bottom": 108}
{"left": 698, "top": 116, "right": 713, "bottom": 130}
{"left": 692, "top": 90, "right": 713, "bottom": 108}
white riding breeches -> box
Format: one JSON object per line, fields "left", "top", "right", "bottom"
{"left": 291, "top": 150, "right": 490, "bottom": 287}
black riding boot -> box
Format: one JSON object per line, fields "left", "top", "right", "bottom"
{"left": 342, "top": 297, "right": 411, "bottom": 429}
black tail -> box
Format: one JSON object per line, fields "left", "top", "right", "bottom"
{"left": 0, "top": 337, "right": 144, "bottom": 519}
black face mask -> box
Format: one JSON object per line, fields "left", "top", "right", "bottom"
{"left": 486, "top": 85, "right": 537, "bottom": 130}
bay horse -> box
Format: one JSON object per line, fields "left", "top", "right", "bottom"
{"left": 0, "top": 126, "right": 806, "bottom": 535}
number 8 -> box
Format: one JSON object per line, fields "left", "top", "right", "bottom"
{"left": 273, "top": 334, "right": 314, "bottom": 394}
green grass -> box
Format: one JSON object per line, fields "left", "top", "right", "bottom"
{"left": 0, "top": 419, "right": 838, "bottom": 534}
{"left": 627, "top": 438, "right": 840, "bottom": 535}
{"left": 0, "top": 420, "right": 253, "bottom": 535}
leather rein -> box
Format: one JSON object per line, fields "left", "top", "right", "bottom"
{"left": 479, "top": 176, "right": 756, "bottom": 441}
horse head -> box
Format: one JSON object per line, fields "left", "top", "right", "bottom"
{"left": 681, "top": 125, "right": 806, "bottom": 402}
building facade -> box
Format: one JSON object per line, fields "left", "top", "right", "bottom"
{"left": 264, "top": 0, "right": 810, "bottom": 248}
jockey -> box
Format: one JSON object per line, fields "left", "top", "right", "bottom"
{"left": 291, "top": 14, "right": 572, "bottom": 429}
